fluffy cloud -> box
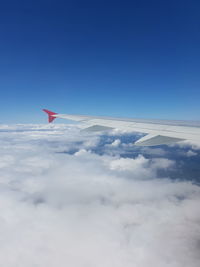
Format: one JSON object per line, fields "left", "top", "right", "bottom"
{"left": 0, "top": 124, "right": 200, "bottom": 267}
{"left": 110, "top": 139, "right": 121, "bottom": 147}
{"left": 186, "top": 150, "right": 198, "bottom": 157}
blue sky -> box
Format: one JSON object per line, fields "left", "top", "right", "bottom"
{"left": 0, "top": 0, "right": 200, "bottom": 123}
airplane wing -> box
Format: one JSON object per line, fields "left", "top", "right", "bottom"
{"left": 43, "top": 109, "right": 200, "bottom": 146}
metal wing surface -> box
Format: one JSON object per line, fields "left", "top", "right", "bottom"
{"left": 43, "top": 109, "right": 200, "bottom": 146}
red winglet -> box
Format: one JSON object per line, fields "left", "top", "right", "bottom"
{"left": 43, "top": 109, "right": 57, "bottom": 123}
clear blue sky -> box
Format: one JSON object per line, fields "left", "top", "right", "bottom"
{"left": 0, "top": 0, "right": 200, "bottom": 123}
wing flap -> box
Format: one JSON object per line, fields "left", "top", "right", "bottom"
{"left": 82, "top": 125, "right": 114, "bottom": 132}
{"left": 134, "top": 134, "right": 185, "bottom": 146}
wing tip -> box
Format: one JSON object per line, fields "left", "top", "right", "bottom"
{"left": 42, "top": 109, "right": 57, "bottom": 123}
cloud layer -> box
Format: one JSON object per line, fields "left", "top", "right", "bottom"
{"left": 0, "top": 124, "right": 200, "bottom": 267}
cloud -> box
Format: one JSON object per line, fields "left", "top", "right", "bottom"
{"left": 0, "top": 125, "right": 200, "bottom": 267}
{"left": 186, "top": 150, "right": 198, "bottom": 157}
{"left": 110, "top": 139, "right": 121, "bottom": 147}
{"left": 150, "top": 158, "right": 175, "bottom": 169}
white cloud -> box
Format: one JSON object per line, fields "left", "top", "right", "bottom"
{"left": 110, "top": 139, "right": 121, "bottom": 147}
{"left": 0, "top": 124, "right": 200, "bottom": 267}
{"left": 151, "top": 158, "right": 175, "bottom": 169}
{"left": 170, "top": 140, "right": 200, "bottom": 150}
{"left": 186, "top": 150, "right": 198, "bottom": 157}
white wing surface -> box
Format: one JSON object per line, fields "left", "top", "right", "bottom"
{"left": 43, "top": 109, "right": 200, "bottom": 146}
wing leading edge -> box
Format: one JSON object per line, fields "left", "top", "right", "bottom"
{"left": 42, "top": 109, "right": 200, "bottom": 146}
